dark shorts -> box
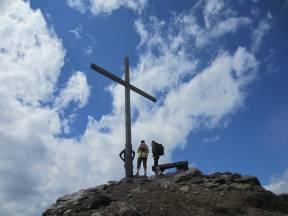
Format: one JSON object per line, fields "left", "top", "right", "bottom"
{"left": 137, "top": 157, "right": 147, "bottom": 169}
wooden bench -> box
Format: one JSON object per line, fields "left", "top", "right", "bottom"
{"left": 152, "top": 160, "right": 189, "bottom": 173}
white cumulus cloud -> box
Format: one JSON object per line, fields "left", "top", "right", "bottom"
{"left": 251, "top": 19, "right": 271, "bottom": 53}
{"left": 0, "top": 0, "right": 64, "bottom": 105}
{"left": 55, "top": 71, "right": 90, "bottom": 110}
{"left": 265, "top": 169, "right": 288, "bottom": 194}
{"left": 67, "top": 0, "right": 148, "bottom": 15}
{"left": 0, "top": 1, "right": 90, "bottom": 216}
{"left": 170, "top": 1, "right": 251, "bottom": 48}
{"left": 67, "top": 0, "right": 87, "bottom": 13}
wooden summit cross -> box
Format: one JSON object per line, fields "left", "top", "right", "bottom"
{"left": 90, "top": 57, "right": 156, "bottom": 178}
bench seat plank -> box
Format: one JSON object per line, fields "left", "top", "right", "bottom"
{"left": 152, "top": 160, "right": 188, "bottom": 172}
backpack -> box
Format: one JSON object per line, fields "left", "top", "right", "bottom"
{"left": 153, "top": 142, "right": 164, "bottom": 156}
{"left": 139, "top": 143, "right": 146, "bottom": 151}
{"left": 157, "top": 143, "right": 164, "bottom": 156}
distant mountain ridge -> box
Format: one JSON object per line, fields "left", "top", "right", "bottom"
{"left": 43, "top": 169, "right": 288, "bottom": 216}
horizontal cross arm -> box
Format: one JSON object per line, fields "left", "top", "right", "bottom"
{"left": 128, "top": 83, "right": 156, "bottom": 102}
{"left": 90, "top": 63, "right": 126, "bottom": 86}
{"left": 90, "top": 63, "right": 157, "bottom": 103}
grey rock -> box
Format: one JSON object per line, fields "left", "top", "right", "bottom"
{"left": 57, "top": 189, "right": 88, "bottom": 205}
{"left": 220, "top": 174, "right": 234, "bottom": 184}
{"left": 90, "top": 194, "right": 112, "bottom": 209}
{"left": 233, "top": 175, "right": 261, "bottom": 186}
{"left": 173, "top": 168, "right": 203, "bottom": 183}
{"left": 208, "top": 172, "right": 222, "bottom": 179}
{"left": 215, "top": 184, "right": 230, "bottom": 191}
{"left": 118, "top": 206, "right": 142, "bottom": 216}
{"left": 205, "top": 182, "right": 219, "bottom": 189}
{"left": 213, "top": 177, "right": 226, "bottom": 184}
{"left": 209, "top": 172, "right": 241, "bottom": 180}
{"left": 214, "top": 206, "right": 244, "bottom": 215}
{"left": 189, "top": 177, "right": 204, "bottom": 184}
{"left": 43, "top": 190, "right": 112, "bottom": 216}
{"left": 88, "top": 185, "right": 106, "bottom": 192}
{"left": 230, "top": 183, "right": 252, "bottom": 191}
{"left": 91, "top": 212, "right": 102, "bottom": 216}
{"left": 179, "top": 186, "right": 190, "bottom": 192}
{"left": 63, "top": 209, "right": 73, "bottom": 215}
{"left": 252, "top": 185, "right": 266, "bottom": 192}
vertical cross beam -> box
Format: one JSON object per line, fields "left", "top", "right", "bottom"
{"left": 124, "top": 57, "right": 133, "bottom": 177}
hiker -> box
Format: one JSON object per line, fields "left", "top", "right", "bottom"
{"left": 136, "top": 140, "right": 149, "bottom": 177}
{"left": 151, "top": 140, "right": 164, "bottom": 175}
{"left": 152, "top": 140, "right": 159, "bottom": 166}
{"left": 119, "top": 149, "right": 135, "bottom": 163}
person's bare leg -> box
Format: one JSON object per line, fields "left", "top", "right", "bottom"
{"left": 136, "top": 158, "right": 140, "bottom": 176}
{"left": 136, "top": 168, "right": 140, "bottom": 176}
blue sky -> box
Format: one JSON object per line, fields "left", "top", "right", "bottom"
{"left": 0, "top": 0, "right": 288, "bottom": 215}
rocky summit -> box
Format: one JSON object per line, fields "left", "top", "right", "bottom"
{"left": 43, "top": 169, "right": 288, "bottom": 216}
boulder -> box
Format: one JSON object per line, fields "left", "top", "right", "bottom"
{"left": 233, "top": 175, "right": 261, "bottom": 186}
{"left": 117, "top": 206, "right": 142, "bottom": 216}
{"left": 229, "top": 183, "right": 252, "bottom": 191}
{"left": 43, "top": 190, "right": 112, "bottom": 216}
{"left": 90, "top": 194, "right": 112, "bottom": 209}
{"left": 173, "top": 168, "right": 203, "bottom": 183}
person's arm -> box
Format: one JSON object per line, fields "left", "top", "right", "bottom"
{"left": 119, "top": 149, "right": 125, "bottom": 161}
{"left": 132, "top": 150, "right": 135, "bottom": 160}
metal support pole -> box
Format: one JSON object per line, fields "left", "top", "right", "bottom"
{"left": 124, "top": 57, "right": 133, "bottom": 178}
